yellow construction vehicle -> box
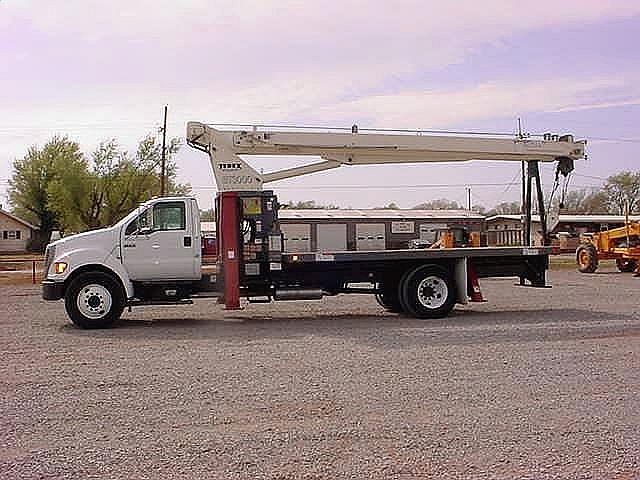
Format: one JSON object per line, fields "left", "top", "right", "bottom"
{"left": 576, "top": 211, "right": 640, "bottom": 274}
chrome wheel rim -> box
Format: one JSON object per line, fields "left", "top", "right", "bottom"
{"left": 77, "top": 284, "right": 112, "bottom": 319}
{"left": 417, "top": 276, "right": 448, "bottom": 309}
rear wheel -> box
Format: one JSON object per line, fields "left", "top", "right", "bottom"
{"left": 399, "top": 265, "right": 456, "bottom": 319}
{"left": 65, "top": 272, "right": 125, "bottom": 329}
{"left": 576, "top": 244, "right": 598, "bottom": 273}
{"left": 616, "top": 258, "right": 638, "bottom": 273}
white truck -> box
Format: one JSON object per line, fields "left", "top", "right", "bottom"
{"left": 42, "top": 122, "right": 585, "bottom": 328}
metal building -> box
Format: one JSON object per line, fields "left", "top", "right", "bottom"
{"left": 278, "top": 209, "right": 484, "bottom": 252}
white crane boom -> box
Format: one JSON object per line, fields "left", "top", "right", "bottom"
{"left": 186, "top": 122, "right": 586, "bottom": 192}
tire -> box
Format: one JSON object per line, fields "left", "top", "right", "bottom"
{"left": 375, "top": 291, "right": 403, "bottom": 313}
{"left": 576, "top": 244, "right": 598, "bottom": 273}
{"left": 616, "top": 258, "right": 638, "bottom": 273}
{"left": 65, "top": 272, "right": 125, "bottom": 329}
{"left": 399, "top": 265, "right": 456, "bottom": 319}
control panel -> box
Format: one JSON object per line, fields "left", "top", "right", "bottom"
{"left": 237, "top": 191, "right": 282, "bottom": 289}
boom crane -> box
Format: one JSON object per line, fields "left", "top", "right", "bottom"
{"left": 186, "top": 122, "right": 585, "bottom": 191}
{"left": 187, "top": 121, "right": 586, "bottom": 312}
{"left": 39, "top": 121, "right": 588, "bottom": 328}
{"left": 186, "top": 122, "right": 585, "bottom": 245}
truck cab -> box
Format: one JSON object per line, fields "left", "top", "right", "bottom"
{"left": 42, "top": 196, "right": 202, "bottom": 328}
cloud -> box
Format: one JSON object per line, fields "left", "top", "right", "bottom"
{"left": 549, "top": 98, "right": 640, "bottom": 113}
{"left": 3, "top": 0, "right": 640, "bottom": 92}
{"left": 311, "top": 76, "right": 637, "bottom": 127}
{"left": 1, "top": 0, "right": 640, "bottom": 208}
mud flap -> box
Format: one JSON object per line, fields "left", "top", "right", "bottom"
{"left": 454, "top": 257, "right": 468, "bottom": 305}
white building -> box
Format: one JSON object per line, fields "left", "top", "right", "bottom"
{"left": 0, "top": 208, "right": 38, "bottom": 252}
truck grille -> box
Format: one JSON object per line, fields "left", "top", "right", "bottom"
{"left": 43, "top": 245, "right": 55, "bottom": 278}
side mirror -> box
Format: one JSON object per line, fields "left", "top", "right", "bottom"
{"left": 139, "top": 226, "right": 153, "bottom": 236}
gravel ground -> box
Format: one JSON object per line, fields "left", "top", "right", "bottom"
{"left": 1, "top": 265, "right": 639, "bottom": 479}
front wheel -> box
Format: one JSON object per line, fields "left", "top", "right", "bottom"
{"left": 576, "top": 244, "right": 598, "bottom": 273}
{"left": 65, "top": 272, "right": 125, "bottom": 329}
{"left": 399, "top": 265, "right": 456, "bottom": 319}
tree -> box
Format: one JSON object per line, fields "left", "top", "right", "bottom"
{"left": 9, "top": 136, "right": 86, "bottom": 248}
{"left": 376, "top": 202, "right": 400, "bottom": 209}
{"left": 554, "top": 188, "right": 609, "bottom": 214}
{"left": 412, "top": 199, "right": 460, "bottom": 210}
{"left": 59, "top": 135, "right": 188, "bottom": 230}
{"left": 472, "top": 204, "right": 487, "bottom": 215}
{"left": 97, "top": 135, "right": 188, "bottom": 226}
{"left": 200, "top": 208, "right": 215, "bottom": 222}
{"left": 10, "top": 134, "right": 190, "bottom": 246}
{"left": 487, "top": 201, "right": 521, "bottom": 216}
{"left": 604, "top": 171, "right": 640, "bottom": 214}
{"left": 281, "top": 200, "right": 339, "bottom": 209}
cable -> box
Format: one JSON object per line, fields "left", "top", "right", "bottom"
{"left": 0, "top": 119, "right": 638, "bottom": 143}
{"left": 572, "top": 172, "right": 608, "bottom": 181}
{"left": 206, "top": 122, "right": 520, "bottom": 137}
{"left": 501, "top": 168, "right": 522, "bottom": 195}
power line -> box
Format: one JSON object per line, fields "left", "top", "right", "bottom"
{"left": 183, "top": 182, "right": 602, "bottom": 191}
{"left": 0, "top": 121, "right": 638, "bottom": 143}
{"left": 589, "top": 136, "right": 640, "bottom": 144}
{"left": 572, "top": 172, "right": 608, "bottom": 181}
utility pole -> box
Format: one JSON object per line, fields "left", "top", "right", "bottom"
{"left": 466, "top": 186, "right": 472, "bottom": 211}
{"left": 160, "top": 105, "right": 168, "bottom": 196}
{"left": 518, "top": 118, "right": 526, "bottom": 245}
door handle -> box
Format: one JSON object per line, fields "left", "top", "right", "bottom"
{"left": 152, "top": 244, "right": 160, "bottom": 249}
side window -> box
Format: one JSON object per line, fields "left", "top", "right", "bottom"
{"left": 153, "top": 202, "right": 186, "bottom": 231}
{"left": 125, "top": 208, "right": 152, "bottom": 235}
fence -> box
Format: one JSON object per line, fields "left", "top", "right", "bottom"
{"left": 486, "top": 229, "right": 523, "bottom": 247}
{"left": 0, "top": 257, "right": 44, "bottom": 284}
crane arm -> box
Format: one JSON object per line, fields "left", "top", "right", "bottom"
{"left": 186, "top": 122, "right": 586, "bottom": 192}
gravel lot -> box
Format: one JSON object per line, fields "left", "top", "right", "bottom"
{"left": 1, "top": 264, "right": 639, "bottom": 479}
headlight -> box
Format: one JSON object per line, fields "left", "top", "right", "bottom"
{"left": 54, "top": 262, "right": 68, "bottom": 274}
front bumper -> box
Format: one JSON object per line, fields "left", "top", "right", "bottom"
{"left": 42, "top": 279, "right": 65, "bottom": 300}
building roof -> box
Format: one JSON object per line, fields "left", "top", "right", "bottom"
{"left": 279, "top": 209, "right": 484, "bottom": 220}
{"left": 486, "top": 214, "right": 640, "bottom": 223}
{"left": 200, "top": 209, "right": 483, "bottom": 233}
{"left": 0, "top": 208, "right": 38, "bottom": 230}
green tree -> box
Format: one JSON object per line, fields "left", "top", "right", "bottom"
{"left": 56, "top": 135, "right": 189, "bottom": 230}
{"left": 604, "top": 171, "right": 640, "bottom": 214}
{"left": 97, "top": 135, "right": 188, "bottom": 226}
{"left": 10, "top": 134, "right": 190, "bottom": 245}
{"left": 200, "top": 208, "right": 215, "bottom": 222}
{"left": 9, "top": 136, "right": 86, "bottom": 248}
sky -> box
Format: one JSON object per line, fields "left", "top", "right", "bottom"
{"left": 1, "top": 0, "right": 639, "bottom": 211}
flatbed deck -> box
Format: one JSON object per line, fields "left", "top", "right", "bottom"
{"left": 281, "top": 246, "right": 552, "bottom": 263}
{"left": 268, "top": 245, "right": 550, "bottom": 290}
